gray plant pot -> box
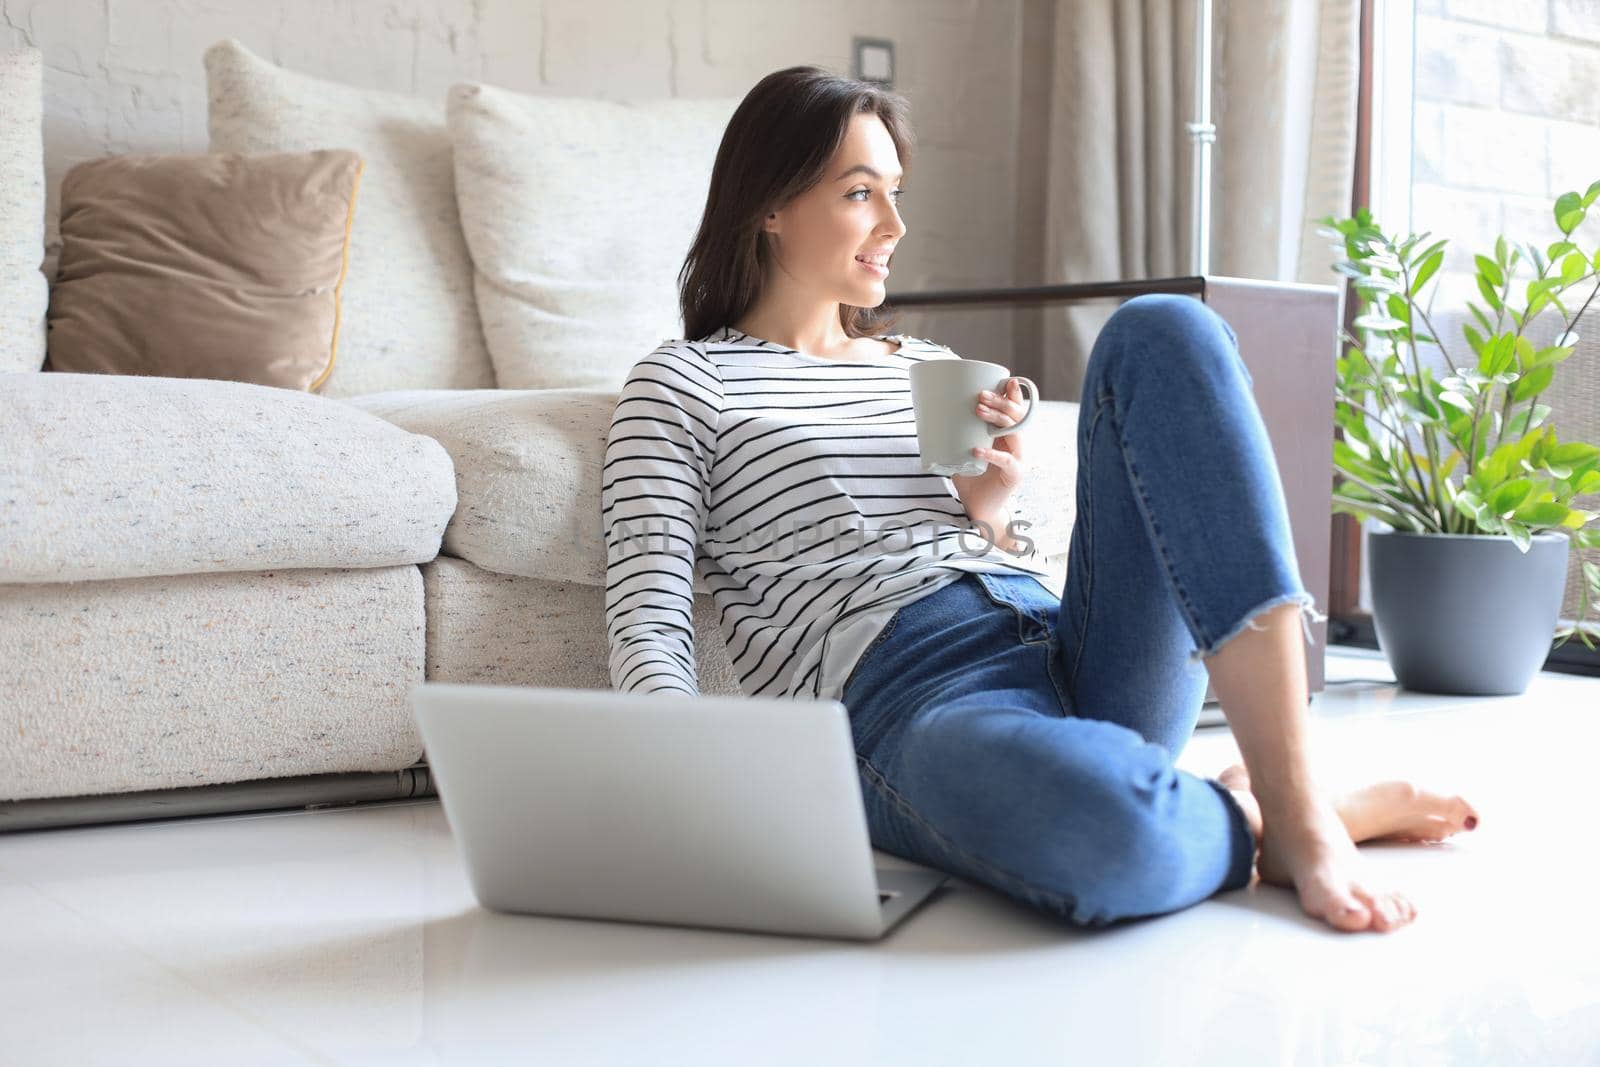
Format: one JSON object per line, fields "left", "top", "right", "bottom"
{"left": 1367, "top": 528, "right": 1570, "bottom": 696}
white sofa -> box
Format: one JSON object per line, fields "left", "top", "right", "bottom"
{"left": 0, "top": 42, "right": 1086, "bottom": 825}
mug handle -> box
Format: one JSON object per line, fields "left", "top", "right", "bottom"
{"left": 993, "top": 376, "right": 1039, "bottom": 435}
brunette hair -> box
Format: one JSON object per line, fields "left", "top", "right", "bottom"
{"left": 679, "top": 66, "right": 914, "bottom": 343}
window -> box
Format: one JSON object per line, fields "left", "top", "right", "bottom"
{"left": 1339, "top": 0, "right": 1600, "bottom": 669}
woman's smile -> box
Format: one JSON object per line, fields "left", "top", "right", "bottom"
{"left": 854, "top": 255, "right": 889, "bottom": 278}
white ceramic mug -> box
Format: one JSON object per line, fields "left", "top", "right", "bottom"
{"left": 908, "top": 358, "right": 1039, "bottom": 476}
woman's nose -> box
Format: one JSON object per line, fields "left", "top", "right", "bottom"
{"left": 882, "top": 205, "right": 907, "bottom": 238}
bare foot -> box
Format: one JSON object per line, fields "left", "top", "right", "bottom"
{"left": 1216, "top": 763, "right": 1479, "bottom": 844}
{"left": 1257, "top": 794, "right": 1416, "bottom": 932}
{"left": 1212, "top": 763, "right": 1477, "bottom": 933}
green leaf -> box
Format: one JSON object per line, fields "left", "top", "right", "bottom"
{"left": 1504, "top": 403, "right": 1554, "bottom": 437}
{"left": 1398, "top": 388, "right": 1442, "bottom": 420}
{"left": 1550, "top": 441, "right": 1600, "bottom": 465}
{"left": 1527, "top": 240, "right": 1547, "bottom": 276}
{"left": 1475, "top": 253, "right": 1504, "bottom": 288}
{"left": 1410, "top": 248, "right": 1445, "bottom": 296}
{"left": 1334, "top": 439, "right": 1393, "bottom": 482}
{"left": 1514, "top": 335, "right": 1535, "bottom": 369}
{"left": 1468, "top": 301, "right": 1495, "bottom": 336}
{"left": 1512, "top": 364, "right": 1556, "bottom": 401}
{"left": 1334, "top": 406, "right": 1375, "bottom": 443}
{"left": 1413, "top": 237, "right": 1449, "bottom": 267}
{"left": 1476, "top": 273, "right": 1503, "bottom": 312}
{"left": 1353, "top": 311, "right": 1406, "bottom": 332}
{"left": 1528, "top": 344, "right": 1575, "bottom": 369}
{"left": 1481, "top": 332, "right": 1516, "bottom": 376}
{"left": 1562, "top": 251, "right": 1589, "bottom": 285}
{"left": 1366, "top": 249, "right": 1402, "bottom": 271}
{"left": 1495, "top": 235, "right": 1509, "bottom": 267}
{"left": 1354, "top": 273, "right": 1404, "bottom": 295}
{"left": 1555, "top": 191, "right": 1584, "bottom": 233}
{"left": 1513, "top": 500, "right": 1573, "bottom": 526}
{"left": 1385, "top": 292, "right": 1413, "bottom": 324}
{"left": 1490, "top": 478, "right": 1534, "bottom": 514}
{"left": 1505, "top": 520, "right": 1532, "bottom": 552}
{"left": 1548, "top": 240, "right": 1577, "bottom": 261}
{"left": 1461, "top": 322, "right": 1486, "bottom": 356}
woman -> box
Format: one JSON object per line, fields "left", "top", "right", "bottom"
{"left": 601, "top": 66, "right": 1479, "bottom": 934}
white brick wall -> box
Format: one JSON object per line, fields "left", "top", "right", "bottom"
{"left": 0, "top": 0, "right": 1026, "bottom": 312}
{"left": 1414, "top": 9, "right": 1600, "bottom": 260}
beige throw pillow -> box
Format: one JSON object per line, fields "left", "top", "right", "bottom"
{"left": 205, "top": 39, "right": 496, "bottom": 397}
{"left": 446, "top": 83, "right": 740, "bottom": 390}
{"left": 45, "top": 149, "right": 362, "bottom": 391}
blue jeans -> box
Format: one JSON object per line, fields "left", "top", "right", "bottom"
{"left": 842, "top": 293, "right": 1325, "bottom": 928}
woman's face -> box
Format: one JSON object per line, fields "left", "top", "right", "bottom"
{"left": 762, "top": 112, "right": 908, "bottom": 308}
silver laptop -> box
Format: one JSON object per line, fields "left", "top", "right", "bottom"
{"left": 409, "top": 682, "right": 949, "bottom": 941}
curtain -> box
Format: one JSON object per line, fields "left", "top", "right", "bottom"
{"left": 1029, "top": 0, "right": 1362, "bottom": 402}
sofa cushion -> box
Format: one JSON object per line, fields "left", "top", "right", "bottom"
{"left": 345, "top": 389, "right": 1081, "bottom": 589}
{"left": 204, "top": 39, "right": 495, "bottom": 398}
{"left": 445, "top": 83, "right": 739, "bottom": 391}
{"left": 0, "top": 565, "right": 426, "bottom": 801}
{"left": 420, "top": 555, "right": 743, "bottom": 696}
{"left": 46, "top": 149, "right": 363, "bottom": 391}
{"left": 0, "top": 48, "right": 47, "bottom": 374}
{"left": 0, "top": 372, "right": 457, "bottom": 583}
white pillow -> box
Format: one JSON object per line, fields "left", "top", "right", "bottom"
{"left": 446, "top": 83, "right": 740, "bottom": 391}
{"left": 204, "top": 39, "right": 495, "bottom": 397}
{"left": 0, "top": 49, "right": 46, "bottom": 374}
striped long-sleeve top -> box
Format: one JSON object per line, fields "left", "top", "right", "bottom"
{"left": 601, "top": 325, "right": 1060, "bottom": 702}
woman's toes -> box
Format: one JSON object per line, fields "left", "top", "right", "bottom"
{"left": 1312, "top": 881, "right": 1372, "bottom": 930}
{"left": 1408, "top": 815, "right": 1451, "bottom": 842}
{"left": 1350, "top": 885, "right": 1382, "bottom": 925}
{"left": 1372, "top": 891, "right": 1415, "bottom": 931}
{"left": 1329, "top": 895, "right": 1371, "bottom": 930}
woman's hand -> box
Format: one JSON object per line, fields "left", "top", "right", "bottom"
{"left": 950, "top": 377, "right": 1028, "bottom": 539}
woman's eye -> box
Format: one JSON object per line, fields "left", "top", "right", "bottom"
{"left": 847, "top": 188, "right": 906, "bottom": 202}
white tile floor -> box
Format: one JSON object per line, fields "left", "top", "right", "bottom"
{"left": 3, "top": 647, "right": 1599, "bottom": 1066}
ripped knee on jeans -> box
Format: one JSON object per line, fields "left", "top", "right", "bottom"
{"left": 1186, "top": 593, "right": 1328, "bottom": 667}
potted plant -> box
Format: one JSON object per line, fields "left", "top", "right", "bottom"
{"left": 1319, "top": 180, "right": 1600, "bottom": 695}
